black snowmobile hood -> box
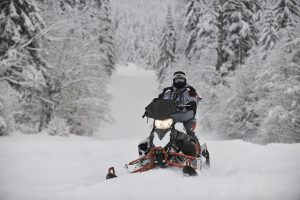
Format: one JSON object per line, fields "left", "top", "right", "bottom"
{"left": 144, "top": 99, "right": 179, "bottom": 120}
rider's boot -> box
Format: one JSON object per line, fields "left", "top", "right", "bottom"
{"left": 187, "top": 131, "right": 201, "bottom": 156}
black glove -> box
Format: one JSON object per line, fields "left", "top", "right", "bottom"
{"left": 176, "top": 104, "right": 185, "bottom": 111}
{"left": 186, "top": 102, "right": 197, "bottom": 115}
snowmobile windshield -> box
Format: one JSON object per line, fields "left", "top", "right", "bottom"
{"left": 144, "top": 99, "right": 179, "bottom": 120}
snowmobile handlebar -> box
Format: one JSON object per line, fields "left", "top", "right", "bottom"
{"left": 177, "top": 104, "right": 191, "bottom": 108}
{"left": 142, "top": 104, "right": 191, "bottom": 118}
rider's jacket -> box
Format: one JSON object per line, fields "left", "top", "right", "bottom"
{"left": 157, "top": 84, "right": 202, "bottom": 114}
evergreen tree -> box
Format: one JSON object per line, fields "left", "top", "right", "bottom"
{"left": 214, "top": 11, "right": 300, "bottom": 143}
{"left": 192, "top": 3, "right": 218, "bottom": 60}
{"left": 259, "top": 7, "right": 279, "bottom": 59}
{"left": 215, "top": 0, "right": 226, "bottom": 72}
{"left": 215, "top": 51, "right": 261, "bottom": 140}
{"left": 96, "top": 0, "right": 116, "bottom": 75}
{"left": 273, "top": 0, "right": 299, "bottom": 53}
{"left": 0, "top": 0, "right": 49, "bottom": 132}
{"left": 254, "top": 44, "right": 300, "bottom": 143}
{"left": 58, "top": 0, "right": 117, "bottom": 73}
{"left": 58, "top": 0, "right": 87, "bottom": 11}
{"left": 0, "top": 0, "right": 47, "bottom": 87}
{"left": 223, "top": 0, "right": 260, "bottom": 70}
{"left": 181, "top": 0, "right": 260, "bottom": 72}
{"left": 273, "top": 0, "right": 300, "bottom": 29}
{"left": 157, "top": 6, "right": 176, "bottom": 83}
{"left": 182, "top": 0, "right": 202, "bottom": 58}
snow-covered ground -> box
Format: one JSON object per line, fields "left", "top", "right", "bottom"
{"left": 1, "top": 64, "right": 300, "bottom": 200}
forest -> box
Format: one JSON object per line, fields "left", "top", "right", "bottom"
{"left": 0, "top": 0, "right": 299, "bottom": 144}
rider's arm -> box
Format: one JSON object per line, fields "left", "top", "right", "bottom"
{"left": 186, "top": 86, "right": 202, "bottom": 114}
{"left": 188, "top": 86, "right": 202, "bottom": 102}
{"left": 157, "top": 87, "right": 173, "bottom": 100}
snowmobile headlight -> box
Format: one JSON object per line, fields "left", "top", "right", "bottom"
{"left": 154, "top": 118, "right": 173, "bottom": 129}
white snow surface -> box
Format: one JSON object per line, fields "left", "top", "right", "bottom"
{"left": 1, "top": 64, "right": 300, "bottom": 200}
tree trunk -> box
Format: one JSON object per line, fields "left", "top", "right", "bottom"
{"left": 38, "top": 91, "right": 53, "bottom": 132}
{"left": 216, "top": 0, "right": 225, "bottom": 72}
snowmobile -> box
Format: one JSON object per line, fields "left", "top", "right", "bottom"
{"left": 106, "top": 99, "right": 210, "bottom": 179}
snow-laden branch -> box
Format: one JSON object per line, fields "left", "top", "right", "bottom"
{"left": 61, "top": 77, "right": 104, "bottom": 90}
{"left": 20, "top": 20, "right": 71, "bottom": 49}
{"left": 37, "top": 96, "right": 54, "bottom": 107}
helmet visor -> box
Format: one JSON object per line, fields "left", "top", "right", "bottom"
{"left": 173, "top": 78, "right": 186, "bottom": 83}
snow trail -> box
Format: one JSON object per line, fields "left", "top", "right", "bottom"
{"left": 98, "top": 63, "right": 158, "bottom": 139}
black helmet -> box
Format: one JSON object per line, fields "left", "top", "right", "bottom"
{"left": 173, "top": 71, "right": 186, "bottom": 89}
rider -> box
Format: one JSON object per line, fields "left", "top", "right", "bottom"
{"left": 157, "top": 71, "right": 201, "bottom": 142}
{"left": 139, "top": 71, "right": 202, "bottom": 156}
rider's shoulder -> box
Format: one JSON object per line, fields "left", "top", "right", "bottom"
{"left": 185, "top": 85, "right": 198, "bottom": 97}
{"left": 186, "top": 85, "right": 196, "bottom": 91}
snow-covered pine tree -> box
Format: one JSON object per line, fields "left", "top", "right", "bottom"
{"left": 273, "top": 0, "right": 300, "bottom": 52}
{"left": 0, "top": 0, "right": 46, "bottom": 85}
{"left": 191, "top": 1, "right": 218, "bottom": 60}
{"left": 111, "top": 0, "right": 169, "bottom": 69}
{"left": 256, "top": 1, "right": 300, "bottom": 142}
{"left": 58, "top": 0, "right": 87, "bottom": 11}
{"left": 273, "top": 0, "right": 300, "bottom": 29}
{"left": 215, "top": 0, "right": 226, "bottom": 72}
{"left": 259, "top": 5, "right": 279, "bottom": 59}
{"left": 182, "top": 0, "right": 202, "bottom": 59}
{"left": 223, "top": 0, "right": 260, "bottom": 71}
{"left": 181, "top": 0, "right": 260, "bottom": 73}
{"left": 254, "top": 43, "right": 300, "bottom": 143}
{"left": 182, "top": 0, "right": 227, "bottom": 73}
{"left": 215, "top": 51, "right": 262, "bottom": 140}
{"left": 0, "top": 0, "right": 50, "bottom": 132}
{"left": 96, "top": 0, "right": 116, "bottom": 75}
{"left": 213, "top": 1, "right": 300, "bottom": 143}
{"left": 143, "top": 24, "right": 161, "bottom": 69}
{"left": 157, "top": 6, "right": 176, "bottom": 83}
